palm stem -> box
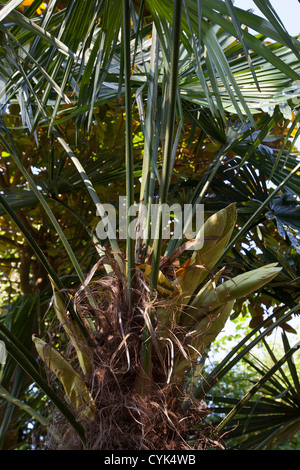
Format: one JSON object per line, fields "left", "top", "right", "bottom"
{"left": 150, "top": 0, "right": 182, "bottom": 292}
{"left": 123, "top": 0, "right": 135, "bottom": 305}
{"left": 139, "top": 0, "right": 182, "bottom": 397}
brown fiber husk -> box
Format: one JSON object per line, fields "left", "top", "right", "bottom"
{"left": 43, "top": 256, "right": 223, "bottom": 450}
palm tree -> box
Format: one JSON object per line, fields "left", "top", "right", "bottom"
{"left": 0, "top": 0, "right": 299, "bottom": 450}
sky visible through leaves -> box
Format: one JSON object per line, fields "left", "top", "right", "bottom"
{"left": 234, "top": 0, "right": 300, "bottom": 36}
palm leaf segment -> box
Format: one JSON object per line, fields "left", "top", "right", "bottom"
{"left": 1, "top": 0, "right": 300, "bottom": 130}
